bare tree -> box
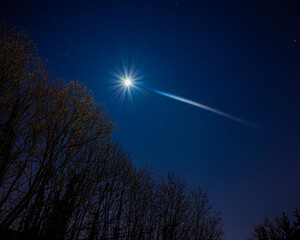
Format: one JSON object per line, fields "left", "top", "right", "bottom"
{"left": 0, "top": 25, "right": 114, "bottom": 232}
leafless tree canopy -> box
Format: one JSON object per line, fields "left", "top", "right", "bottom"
{"left": 0, "top": 25, "right": 223, "bottom": 240}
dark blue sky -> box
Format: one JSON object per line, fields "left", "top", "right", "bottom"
{"left": 1, "top": 0, "right": 299, "bottom": 239}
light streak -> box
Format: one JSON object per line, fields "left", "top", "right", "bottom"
{"left": 148, "top": 88, "right": 259, "bottom": 128}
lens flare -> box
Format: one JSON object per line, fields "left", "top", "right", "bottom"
{"left": 147, "top": 88, "right": 259, "bottom": 128}
{"left": 109, "top": 60, "right": 258, "bottom": 129}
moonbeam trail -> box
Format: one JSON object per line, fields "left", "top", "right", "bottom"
{"left": 148, "top": 88, "right": 258, "bottom": 128}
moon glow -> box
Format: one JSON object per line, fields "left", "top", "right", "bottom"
{"left": 124, "top": 78, "right": 132, "bottom": 87}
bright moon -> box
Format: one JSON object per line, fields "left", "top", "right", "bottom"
{"left": 124, "top": 78, "right": 132, "bottom": 86}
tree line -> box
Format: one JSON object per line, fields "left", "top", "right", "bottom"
{"left": 249, "top": 208, "right": 300, "bottom": 240}
{"left": 0, "top": 25, "right": 223, "bottom": 240}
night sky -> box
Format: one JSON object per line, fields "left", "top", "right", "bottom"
{"left": 1, "top": 0, "right": 300, "bottom": 239}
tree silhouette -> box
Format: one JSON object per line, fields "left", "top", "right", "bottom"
{"left": 250, "top": 208, "right": 300, "bottom": 240}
